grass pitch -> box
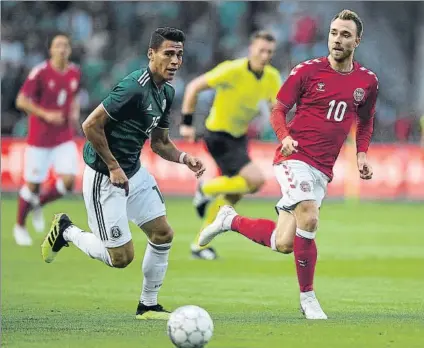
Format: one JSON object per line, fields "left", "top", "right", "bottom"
{"left": 1, "top": 197, "right": 423, "bottom": 347}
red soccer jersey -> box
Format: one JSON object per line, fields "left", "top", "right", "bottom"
{"left": 273, "top": 57, "right": 378, "bottom": 180}
{"left": 19, "top": 60, "right": 81, "bottom": 147}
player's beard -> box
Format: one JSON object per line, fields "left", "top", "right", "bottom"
{"left": 332, "top": 48, "right": 353, "bottom": 63}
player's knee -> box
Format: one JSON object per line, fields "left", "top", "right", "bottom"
{"left": 150, "top": 226, "right": 174, "bottom": 245}
{"left": 296, "top": 201, "right": 319, "bottom": 232}
{"left": 276, "top": 241, "right": 293, "bottom": 254}
{"left": 60, "top": 176, "right": 75, "bottom": 191}
{"left": 246, "top": 174, "right": 265, "bottom": 193}
{"left": 110, "top": 249, "right": 134, "bottom": 268}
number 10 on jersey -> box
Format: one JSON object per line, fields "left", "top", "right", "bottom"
{"left": 327, "top": 100, "right": 347, "bottom": 122}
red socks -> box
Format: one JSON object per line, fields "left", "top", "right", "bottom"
{"left": 231, "top": 215, "right": 276, "bottom": 248}
{"left": 293, "top": 230, "right": 317, "bottom": 292}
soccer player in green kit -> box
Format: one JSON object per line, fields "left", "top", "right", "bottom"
{"left": 41, "top": 27, "right": 206, "bottom": 320}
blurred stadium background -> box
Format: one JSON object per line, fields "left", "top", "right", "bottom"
{"left": 2, "top": 2, "right": 424, "bottom": 347}
{"left": 2, "top": 1, "right": 424, "bottom": 201}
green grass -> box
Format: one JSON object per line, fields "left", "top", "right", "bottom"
{"left": 2, "top": 197, "right": 424, "bottom": 347}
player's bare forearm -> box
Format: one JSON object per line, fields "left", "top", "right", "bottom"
{"left": 150, "top": 128, "right": 183, "bottom": 163}
{"left": 70, "top": 97, "right": 81, "bottom": 132}
{"left": 15, "top": 93, "right": 47, "bottom": 119}
{"left": 181, "top": 75, "right": 210, "bottom": 114}
{"left": 82, "top": 105, "right": 120, "bottom": 170}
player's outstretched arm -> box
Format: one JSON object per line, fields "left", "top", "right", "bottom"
{"left": 151, "top": 128, "right": 205, "bottom": 178}
{"left": 82, "top": 105, "right": 120, "bottom": 171}
{"left": 16, "top": 93, "right": 64, "bottom": 125}
{"left": 180, "top": 75, "right": 211, "bottom": 141}
{"left": 70, "top": 95, "right": 81, "bottom": 134}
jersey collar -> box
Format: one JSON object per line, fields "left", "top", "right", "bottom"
{"left": 247, "top": 60, "right": 264, "bottom": 80}
{"left": 147, "top": 66, "right": 164, "bottom": 92}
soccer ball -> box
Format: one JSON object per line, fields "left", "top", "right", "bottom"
{"left": 167, "top": 305, "right": 214, "bottom": 348}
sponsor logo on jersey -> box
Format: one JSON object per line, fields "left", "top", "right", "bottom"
{"left": 147, "top": 104, "right": 153, "bottom": 111}
{"left": 48, "top": 80, "right": 55, "bottom": 89}
{"left": 316, "top": 82, "right": 325, "bottom": 92}
{"left": 353, "top": 88, "right": 365, "bottom": 102}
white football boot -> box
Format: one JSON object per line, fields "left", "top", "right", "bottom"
{"left": 13, "top": 224, "right": 33, "bottom": 246}
{"left": 198, "top": 205, "right": 237, "bottom": 247}
{"left": 300, "top": 291, "right": 328, "bottom": 320}
{"left": 32, "top": 206, "right": 45, "bottom": 233}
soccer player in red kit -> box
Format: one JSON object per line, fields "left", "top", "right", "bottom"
{"left": 198, "top": 10, "right": 378, "bottom": 319}
{"left": 13, "top": 33, "right": 81, "bottom": 246}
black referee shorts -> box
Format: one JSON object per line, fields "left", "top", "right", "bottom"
{"left": 203, "top": 130, "right": 251, "bottom": 177}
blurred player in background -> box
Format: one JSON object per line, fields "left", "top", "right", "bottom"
{"left": 180, "top": 31, "right": 282, "bottom": 260}
{"left": 41, "top": 27, "right": 205, "bottom": 320}
{"left": 13, "top": 32, "right": 81, "bottom": 246}
{"left": 199, "top": 10, "right": 378, "bottom": 319}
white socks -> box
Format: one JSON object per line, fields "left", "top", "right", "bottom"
{"left": 20, "top": 185, "right": 40, "bottom": 206}
{"left": 140, "top": 241, "right": 171, "bottom": 306}
{"left": 63, "top": 225, "right": 112, "bottom": 267}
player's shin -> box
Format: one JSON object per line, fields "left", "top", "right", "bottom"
{"left": 63, "top": 226, "right": 113, "bottom": 266}
{"left": 17, "top": 185, "right": 39, "bottom": 226}
{"left": 293, "top": 228, "right": 317, "bottom": 292}
{"left": 140, "top": 241, "right": 171, "bottom": 306}
{"left": 231, "top": 215, "right": 277, "bottom": 249}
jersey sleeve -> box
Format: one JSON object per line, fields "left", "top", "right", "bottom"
{"left": 356, "top": 78, "right": 378, "bottom": 153}
{"left": 276, "top": 65, "right": 307, "bottom": 109}
{"left": 204, "top": 61, "right": 236, "bottom": 88}
{"left": 102, "top": 78, "right": 141, "bottom": 121}
{"left": 20, "top": 65, "right": 43, "bottom": 99}
{"left": 157, "top": 85, "right": 175, "bottom": 129}
{"left": 358, "top": 78, "right": 378, "bottom": 119}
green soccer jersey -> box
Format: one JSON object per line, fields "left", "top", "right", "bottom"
{"left": 83, "top": 67, "right": 175, "bottom": 178}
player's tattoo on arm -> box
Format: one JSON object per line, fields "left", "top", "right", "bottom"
{"left": 150, "top": 127, "right": 184, "bottom": 163}
{"left": 82, "top": 104, "right": 120, "bottom": 170}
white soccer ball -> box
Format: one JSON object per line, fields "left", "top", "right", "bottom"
{"left": 167, "top": 305, "right": 214, "bottom": 348}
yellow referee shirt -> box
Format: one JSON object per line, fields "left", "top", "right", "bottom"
{"left": 204, "top": 58, "right": 281, "bottom": 138}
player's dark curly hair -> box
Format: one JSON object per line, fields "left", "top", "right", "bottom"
{"left": 149, "top": 27, "right": 185, "bottom": 50}
{"left": 46, "top": 31, "right": 71, "bottom": 50}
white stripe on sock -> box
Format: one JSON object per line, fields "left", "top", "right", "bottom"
{"left": 296, "top": 228, "right": 316, "bottom": 240}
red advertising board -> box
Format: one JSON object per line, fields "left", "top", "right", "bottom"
{"left": 2, "top": 137, "right": 424, "bottom": 200}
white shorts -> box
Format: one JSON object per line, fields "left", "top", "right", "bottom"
{"left": 274, "top": 160, "right": 329, "bottom": 211}
{"left": 24, "top": 141, "right": 78, "bottom": 183}
{"left": 82, "top": 165, "right": 166, "bottom": 248}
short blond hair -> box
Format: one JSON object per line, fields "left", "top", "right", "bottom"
{"left": 332, "top": 9, "right": 363, "bottom": 38}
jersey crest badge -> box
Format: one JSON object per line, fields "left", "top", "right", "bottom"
{"left": 300, "top": 181, "right": 312, "bottom": 192}
{"left": 316, "top": 82, "right": 325, "bottom": 92}
{"left": 162, "top": 99, "right": 166, "bottom": 112}
{"left": 353, "top": 88, "right": 365, "bottom": 102}
{"left": 111, "top": 226, "right": 122, "bottom": 239}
